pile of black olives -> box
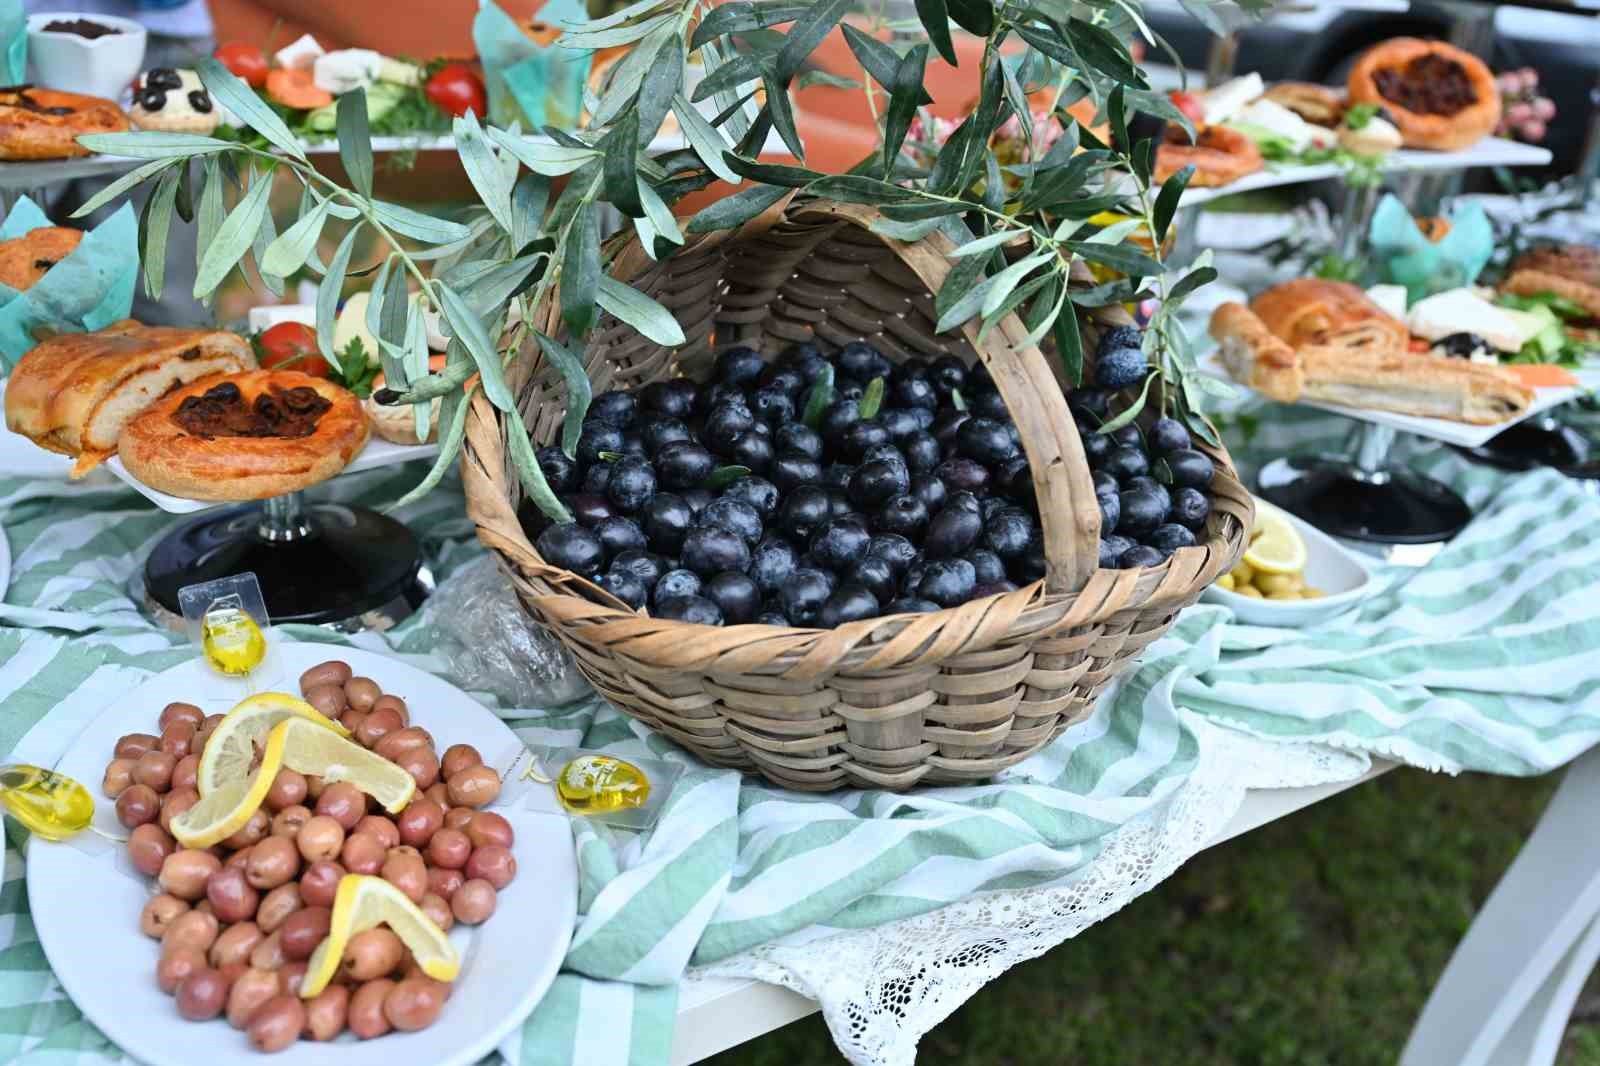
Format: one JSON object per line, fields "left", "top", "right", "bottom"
{"left": 1079, "top": 326, "right": 1215, "bottom": 570}
{"left": 525, "top": 334, "right": 1210, "bottom": 628}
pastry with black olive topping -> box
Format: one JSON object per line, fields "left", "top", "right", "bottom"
{"left": 129, "top": 68, "right": 219, "bottom": 134}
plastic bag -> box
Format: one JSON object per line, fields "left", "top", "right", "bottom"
{"left": 417, "top": 555, "right": 591, "bottom": 710}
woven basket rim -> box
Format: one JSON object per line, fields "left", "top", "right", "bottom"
{"left": 460, "top": 196, "right": 1253, "bottom": 682}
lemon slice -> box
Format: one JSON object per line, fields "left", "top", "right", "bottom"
{"left": 1242, "top": 503, "right": 1307, "bottom": 576}
{"left": 197, "top": 691, "right": 348, "bottom": 796}
{"left": 301, "top": 875, "right": 460, "bottom": 998}
{"left": 170, "top": 721, "right": 287, "bottom": 847}
{"left": 276, "top": 717, "right": 415, "bottom": 813}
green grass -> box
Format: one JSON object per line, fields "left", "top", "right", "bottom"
{"left": 707, "top": 768, "right": 1600, "bottom": 1066}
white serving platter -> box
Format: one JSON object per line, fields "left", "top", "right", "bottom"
{"left": 27, "top": 642, "right": 578, "bottom": 1066}
{"left": 1200, "top": 347, "right": 1600, "bottom": 449}
{"left": 1201, "top": 498, "right": 1374, "bottom": 627}
{"left": 0, "top": 378, "right": 75, "bottom": 480}
{"left": 104, "top": 437, "right": 440, "bottom": 515}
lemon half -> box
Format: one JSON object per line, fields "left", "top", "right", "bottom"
{"left": 1242, "top": 503, "right": 1307, "bottom": 576}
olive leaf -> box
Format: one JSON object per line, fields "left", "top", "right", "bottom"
{"left": 456, "top": 110, "right": 512, "bottom": 233}
{"left": 140, "top": 165, "right": 181, "bottom": 301}
{"left": 596, "top": 276, "right": 685, "bottom": 346}
{"left": 802, "top": 364, "right": 835, "bottom": 429}
{"left": 882, "top": 43, "right": 929, "bottom": 173}
{"left": 337, "top": 90, "right": 374, "bottom": 199}
{"left": 437, "top": 281, "right": 516, "bottom": 413}
{"left": 315, "top": 224, "right": 361, "bottom": 366}
{"left": 560, "top": 202, "right": 600, "bottom": 337}
{"left": 702, "top": 465, "right": 752, "bottom": 491}
{"left": 858, "top": 376, "right": 886, "bottom": 420}
{"left": 685, "top": 183, "right": 788, "bottom": 233}
{"left": 261, "top": 200, "right": 331, "bottom": 278}
{"left": 197, "top": 58, "right": 304, "bottom": 159}
{"left": 193, "top": 166, "right": 273, "bottom": 298}
{"left": 534, "top": 331, "right": 592, "bottom": 458}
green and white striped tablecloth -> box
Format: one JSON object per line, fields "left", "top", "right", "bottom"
{"left": 1, "top": 398, "right": 1598, "bottom": 1065}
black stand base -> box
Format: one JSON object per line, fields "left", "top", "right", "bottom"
{"left": 1452, "top": 416, "right": 1593, "bottom": 474}
{"left": 1258, "top": 455, "right": 1473, "bottom": 545}
{"left": 146, "top": 502, "right": 428, "bottom": 630}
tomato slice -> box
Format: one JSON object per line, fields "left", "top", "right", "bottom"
{"left": 214, "top": 43, "right": 269, "bottom": 89}
{"left": 266, "top": 68, "right": 333, "bottom": 110}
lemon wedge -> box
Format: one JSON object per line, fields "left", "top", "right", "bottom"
{"left": 197, "top": 692, "right": 347, "bottom": 796}
{"left": 301, "top": 875, "right": 460, "bottom": 998}
{"left": 170, "top": 721, "right": 287, "bottom": 847}
{"left": 276, "top": 717, "right": 416, "bottom": 813}
{"left": 1242, "top": 503, "right": 1307, "bottom": 576}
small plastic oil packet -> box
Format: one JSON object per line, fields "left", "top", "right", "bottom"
{"left": 495, "top": 745, "right": 683, "bottom": 831}
{"left": 179, "top": 574, "right": 278, "bottom": 685}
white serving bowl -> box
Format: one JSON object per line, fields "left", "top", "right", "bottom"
{"left": 1201, "top": 498, "right": 1375, "bottom": 627}
{"left": 26, "top": 13, "right": 146, "bottom": 102}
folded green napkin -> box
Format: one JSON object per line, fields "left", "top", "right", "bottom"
{"left": 0, "top": 0, "right": 24, "bottom": 86}
{"left": 1369, "top": 192, "right": 1494, "bottom": 302}
{"left": 0, "top": 197, "right": 140, "bottom": 371}
{"left": 473, "top": 0, "right": 591, "bottom": 131}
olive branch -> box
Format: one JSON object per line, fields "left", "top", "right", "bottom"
{"left": 72, "top": 0, "right": 1253, "bottom": 518}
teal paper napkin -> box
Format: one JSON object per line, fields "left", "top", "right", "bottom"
{"left": 1369, "top": 193, "right": 1495, "bottom": 303}
{"left": 474, "top": 0, "right": 591, "bottom": 131}
{"left": 0, "top": 0, "right": 24, "bottom": 86}
{"left": 0, "top": 197, "right": 140, "bottom": 371}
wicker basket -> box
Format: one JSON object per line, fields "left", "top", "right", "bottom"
{"left": 461, "top": 197, "right": 1252, "bottom": 791}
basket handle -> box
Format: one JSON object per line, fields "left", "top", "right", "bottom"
{"left": 791, "top": 202, "right": 1101, "bottom": 597}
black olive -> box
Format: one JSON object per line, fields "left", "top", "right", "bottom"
{"left": 1080, "top": 431, "right": 1113, "bottom": 467}
{"left": 728, "top": 430, "right": 775, "bottom": 473}
{"left": 702, "top": 403, "right": 756, "bottom": 451}
{"left": 146, "top": 67, "right": 183, "bottom": 90}
{"left": 536, "top": 522, "right": 606, "bottom": 576}
{"left": 1124, "top": 475, "right": 1166, "bottom": 499}
{"left": 535, "top": 447, "right": 578, "bottom": 495}
{"left": 716, "top": 346, "right": 767, "bottom": 386}
{"left": 577, "top": 420, "right": 625, "bottom": 467}
{"left": 866, "top": 533, "right": 918, "bottom": 575}
{"left": 681, "top": 524, "right": 752, "bottom": 576}
{"left": 933, "top": 458, "right": 989, "bottom": 495}
{"left": 1118, "top": 488, "right": 1168, "bottom": 536}
{"left": 964, "top": 548, "right": 1008, "bottom": 586}
{"left": 643, "top": 493, "right": 693, "bottom": 554}
{"left": 924, "top": 502, "right": 982, "bottom": 559}
{"left": 704, "top": 571, "right": 761, "bottom": 624}
{"left": 589, "top": 390, "right": 637, "bottom": 426}
{"left": 620, "top": 433, "right": 649, "bottom": 460}
{"left": 995, "top": 458, "right": 1033, "bottom": 505}
{"left": 781, "top": 342, "right": 830, "bottom": 380}
{"left": 1098, "top": 534, "right": 1136, "bottom": 569}
{"left": 582, "top": 463, "right": 613, "bottom": 496}
{"left": 697, "top": 382, "right": 747, "bottom": 417}
{"left": 749, "top": 536, "right": 800, "bottom": 594}
{"left": 1093, "top": 470, "right": 1119, "bottom": 499}
{"left": 1096, "top": 347, "right": 1148, "bottom": 390}
{"left": 681, "top": 489, "right": 713, "bottom": 515}
{"left": 1434, "top": 332, "right": 1488, "bottom": 359}
{"left": 594, "top": 568, "right": 647, "bottom": 609}
{"left": 809, "top": 516, "right": 872, "bottom": 570}
{"left": 861, "top": 443, "right": 907, "bottom": 471}
{"left": 818, "top": 400, "right": 861, "bottom": 440}
{"left": 1013, "top": 537, "right": 1048, "bottom": 582}
{"left": 1160, "top": 449, "right": 1215, "bottom": 489}
{"left": 840, "top": 420, "right": 891, "bottom": 462}
{"left": 593, "top": 515, "right": 648, "bottom": 560}
{"left": 837, "top": 381, "right": 865, "bottom": 402}
{"left": 849, "top": 460, "right": 910, "bottom": 508}
{"left": 980, "top": 496, "right": 1011, "bottom": 523}
{"left": 700, "top": 498, "right": 764, "bottom": 546}
{"left": 973, "top": 579, "right": 1019, "bottom": 599}
{"left": 722, "top": 475, "right": 779, "bottom": 518}
{"left": 759, "top": 366, "right": 806, "bottom": 395}
{"left": 641, "top": 417, "right": 693, "bottom": 455}
{"left": 890, "top": 358, "right": 927, "bottom": 384}
{"left": 137, "top": 87, "right": 168, "bottom": 110}
{"left": 891, "top": 377, "right": 938, "bottom": 411}
{"left": 605, "top": 457, "right": 657, "bottom": 513}
{"left": 909, "top": 407, "right": 937, "bottom": 430}
{"left": 1070, "top": 388, "right": 1111, "bottom": 419}
{"left": 930, "top": 355, "right": 966, "bottom": 396}
{"left": 1118, "top": 544, "right": 1165, "bottom": 570}
{"left": 565, "top": 493, "right": 615, "bottom": 527}
{"left": 755, "top": 610, "right": 790, "bottom": 626}
{"left": 777, "top": 486, "right": 831, "bottom": 542}
{"left": 818, "top": 584, "right": 881, "bottom": 627}
{"left": 967, "top": 361, "right": 994, "bottom": 392}
{"left": 948, "top": 490, "right": 982, "bottom": 512}
{"left": 611, "top": 549, "right": 668, "bottom": 589}
{"left": 970, "top": 391, "right": 1009, "bottom": 420}
{"left": 654, "top": 441, "right": 715, "bottom": 490}
{"left": 982, "top": 508, "right": 1034, "bottom": 558}
{"left": 774, "top": 424, "right": 823, "bottom": 462}
{"left": 653, "top": 568, "right": 703, "bottom": 606}
{"left": 956, "top": 417, "right": 1019, "bottom": 465}
{"left": 822, "top": 463, "right": 855, "bottom": 492}
{"left": 770, "top": 452, "right": 824, "bottom": 493}
{"left": 1099, "top": 491, "right": 1120, "bottom": 535}
{"left": 931, "top": 410, "right": 970, "bottom": 449}
{"left": 826, "top": 490, "right": 855, "bottom": 519}
{"left": 1170, "top": 487, "right": 1210, "bottom": 529}
{"left": 903, "top": 432, "right": 942, "bottom": 474}
{"left": 748, "top": 388, "right": 796, "bottom": 426}
{"left": 878, "top": 409, "right": 923, "bottom": 442}
{"left": 1148, "top": 417, "right": 1191, "bottom": 454}
{"left": 780, "top": 568, "right": 836, "bottom": 626}
{"left": 901, "top": 561, "right": 926, "bottom": 596}
{"left": 1146, "top": 523, "right": 1197, "bottom": 557}
{"left": 640, "top": 379, "right": 698, "bottom": 419}
{"left": 886, "top": 597, "right": 941, "bottom": 615}
{"left": 910, "top": 475, "right": 948, "bottom": 513}
{"left": 917, "top": 559, "right": 977, "bottom": 607}
{"left": 846, "top": 556, "right": 898, "bottom": 604}
{"left": 1097, "top": 325, "right": 1142, "bottom": 356}
{"left": 188, "top": 89, "right": 213, "bottom": 113}
{"left": 838, "top": 341, "right": 890, "bottom": 382}
{"left": 873, "top": 494, "right": 929, "bottom": 538}
{"left": 1111, "top": 425, "right": 1143, "bottom": 449}
{"left": 655, "top": 594, "right": 724, "bottom": 624}
{"left": 1102, "top": 446, "right": 1150, "bottom": 482}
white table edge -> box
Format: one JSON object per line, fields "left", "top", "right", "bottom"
{"left": 671, "top": 759, "right": 1396, "bottom": 1064}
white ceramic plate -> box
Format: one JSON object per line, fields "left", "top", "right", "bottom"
{"left": 1201, "top": 499, "right": 1374, "bottom": 627}
{"left": 27, "top": 644, "right": 576, "bottom": 1066}
{"left": 0, "top": 380, "right": 74, "bottom": 480}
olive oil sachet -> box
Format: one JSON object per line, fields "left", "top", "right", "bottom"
{"left": 500, "top": 747, "right": 682, "bottom": 831}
